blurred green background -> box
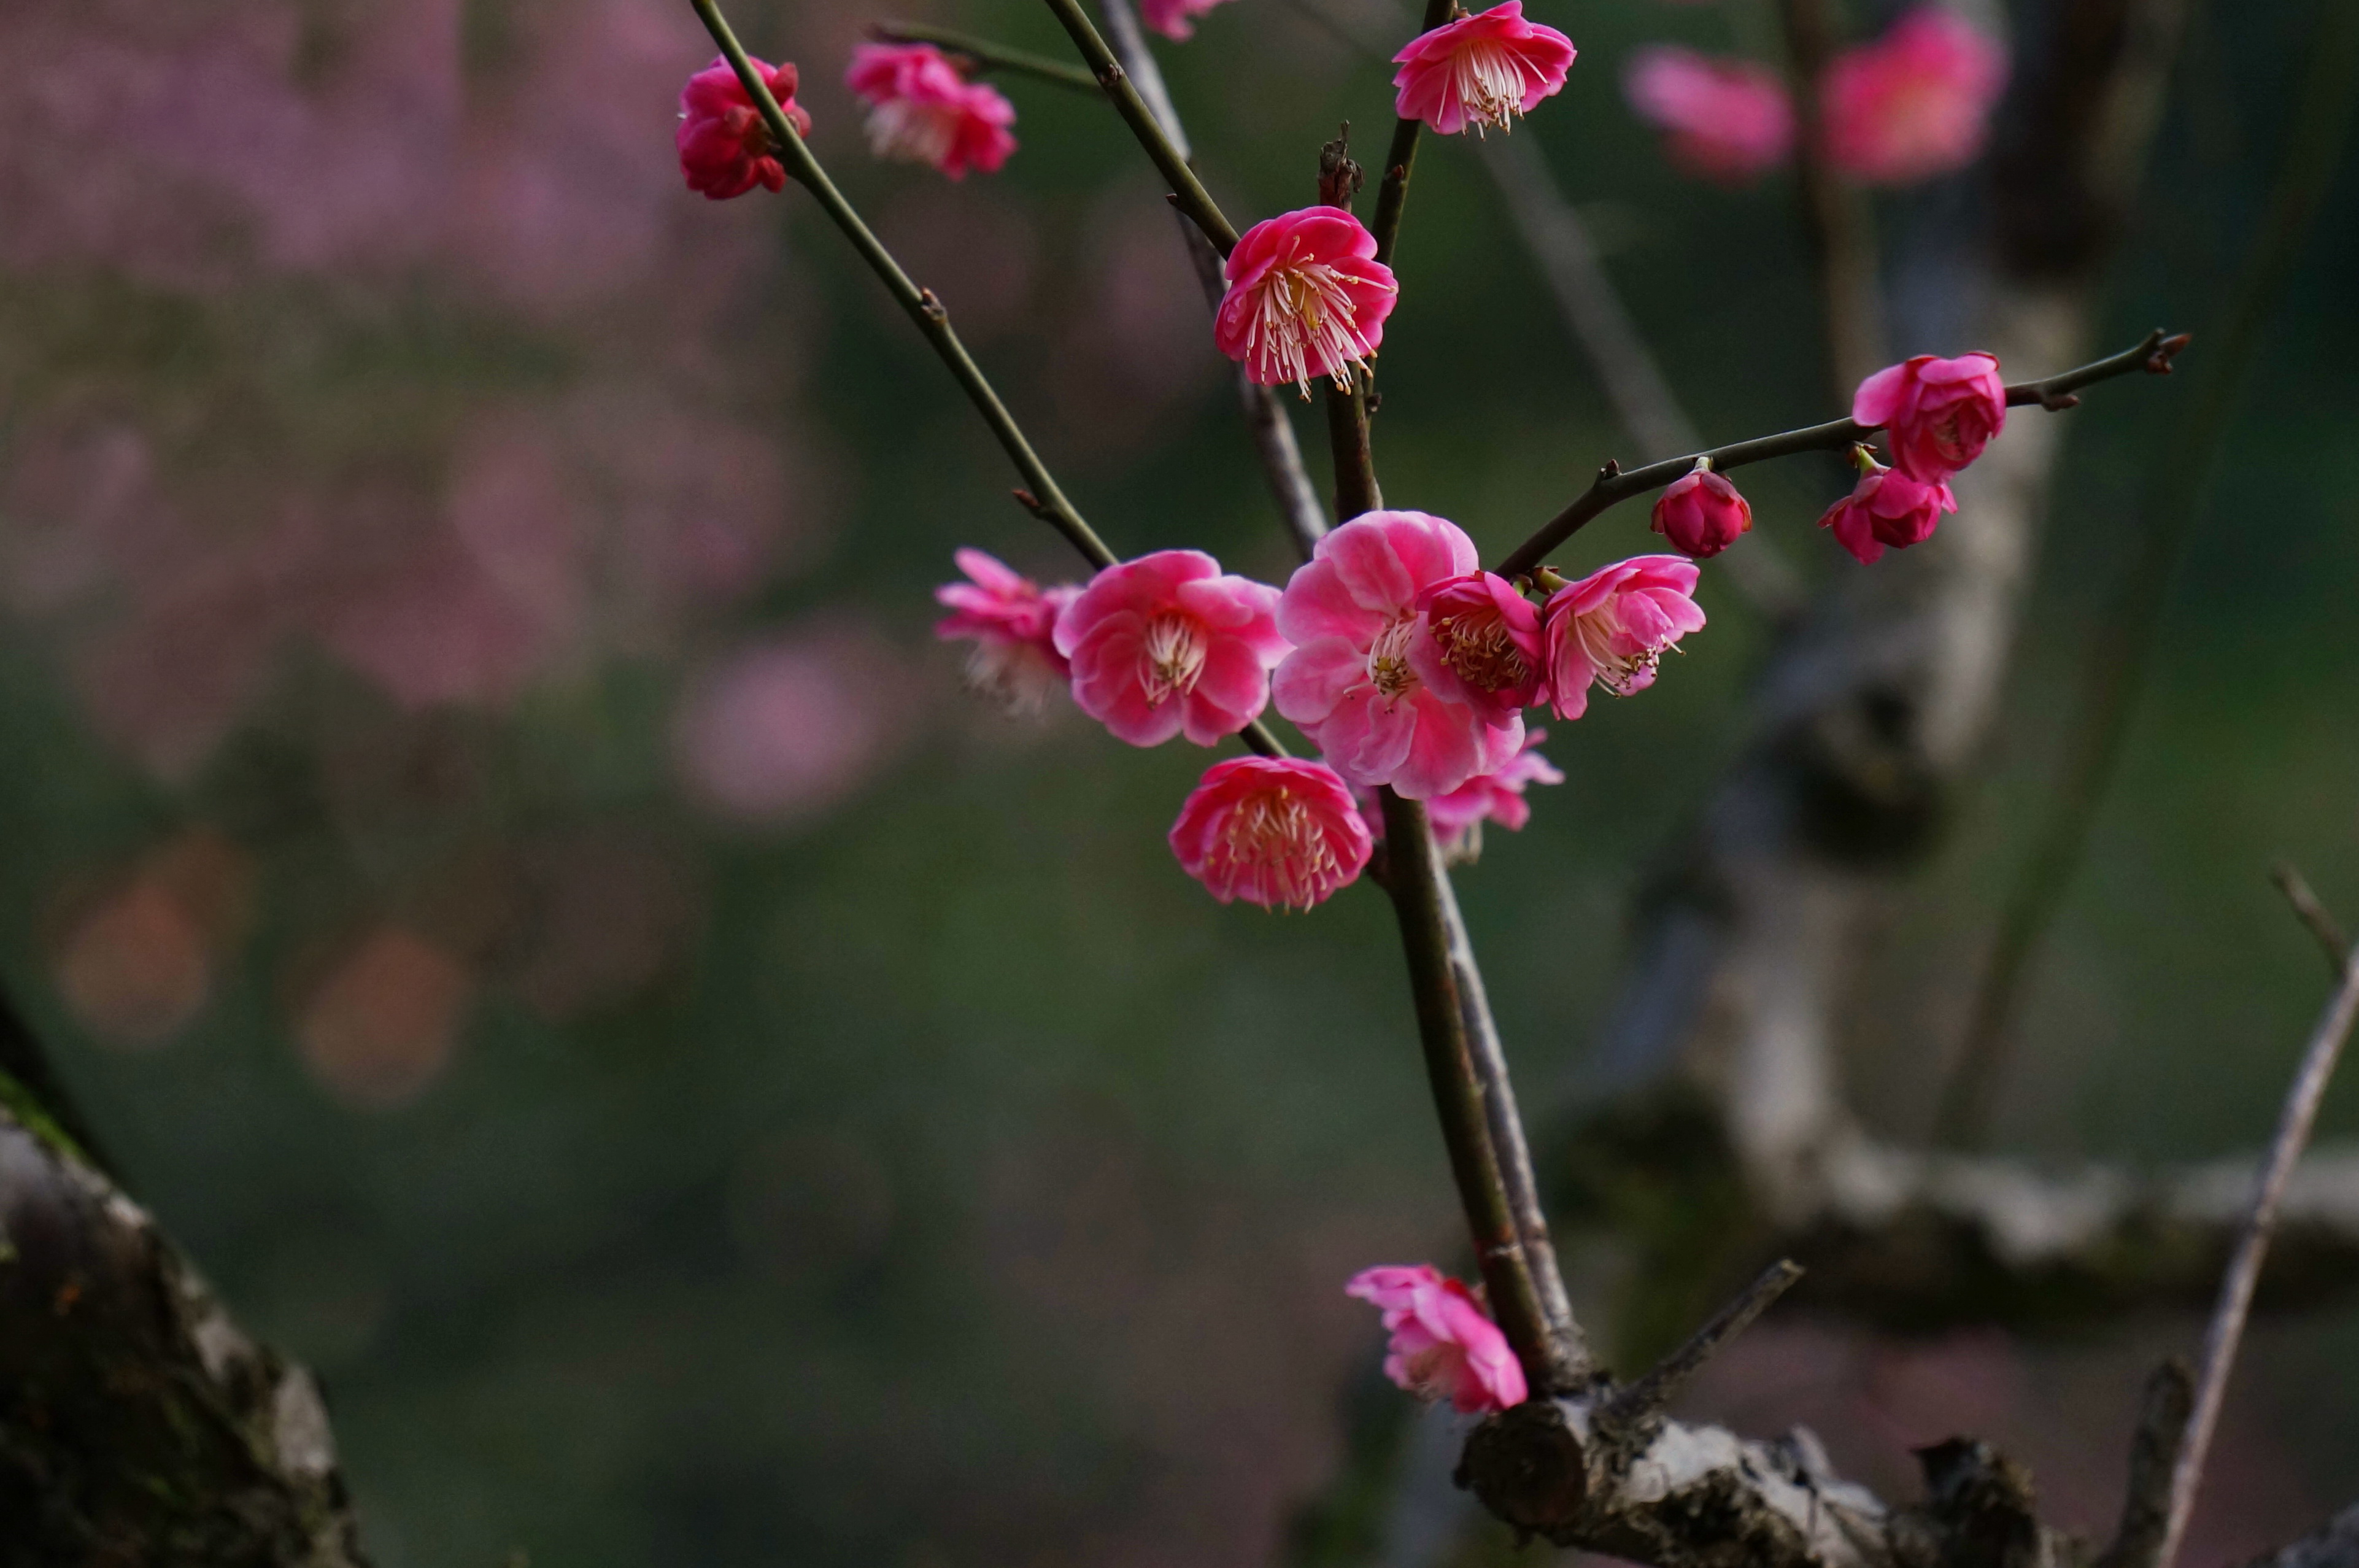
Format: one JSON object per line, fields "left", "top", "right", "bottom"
{"left": 1, "top": 0, "right": 2353, "bottom": 1562}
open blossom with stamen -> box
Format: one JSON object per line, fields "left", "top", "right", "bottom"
{"left": 845, "top": 44, "right": 1017, "bottom": 180}
{"left": 1052, "top": 551, "right": 1288, "bottom": 747}
{"left": 935, "top": 549, "right": 1079, "bottom": 715}
{"left": 1822, "top": 7, "right": 2009, "bottom": 185}
{"left": 1170, "top": 757, "right": 1373, "bottom": 910}
{"left": 1853, "top": 351, "right": 2006, "bottom": 482}
{"left": 1543, "top": 555, "right": 1705, "bottom": 721}
{"left": 1346, "top": 1264, "right": 1527, "bottom": 1414}
{"left": 1140, "top": 0, "right": 1237, "bottom": 41}
{"left": 1412, "top": 572, "right": 1548, "bottom": 722}
{"left": 678, "top": 56, "right": 812, "bottom": 200}
{"left": 1624, "top": 48, "right": 1794, "bottom": 183}
{"left": 1215, "top": 207, "right": 1399, "bottom": 399}
{"left": 1273, "top": 512, "right": 1523, "bottom": 801}
{"left": 1650, "top": 459, "right": 1753, "bottom": 558}
{"left": 1818, "top": 446, "right": 1957, "bottom": 564}
{"left": 1391, "top": 2, "right": 1577, "bottom": 137}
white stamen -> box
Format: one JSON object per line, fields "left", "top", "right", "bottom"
{"left": 1210, "top": 787, "right": 1340, "bottom": 911}
{"left": 1574, "top": 603, "right": 1659, "bottom": 697}
{"left": 1367, "top": 616, "right": 1420, "bottom": 699}
{"left": 1244, "top": 262, "right": 1394, "bottom": 400}
{"left": 1451, "top": 40, "right": 1538, "bottom": 134}
{"left": 1140, "top": 612, "right": 1210, "bottom": 706}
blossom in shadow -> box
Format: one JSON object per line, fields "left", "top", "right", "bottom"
{"left": 1624, "top": 47, "right": 1795, "bottom": 183}
{"left": 1346, "top": 1263, "right": 1527, "bottom": 1414}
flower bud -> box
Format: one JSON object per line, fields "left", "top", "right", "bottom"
{"left": 1649, "top": 459, "right": 1752, "bottom": 558}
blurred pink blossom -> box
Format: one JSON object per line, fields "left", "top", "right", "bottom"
{"left": 1392, "top": 2, "right": 1577, "bottom": 137}
{"left": 1216, "top": 206, "right": 1399, "bottom": 398}
{"left": 1543, "top": 554, "right": 1705, "bottom": 720}
{"left": 676, "top": 55, "right": 809, "bottom": 199}
{"left": 1346, "top": 1264, "right": 1527, "bottom": 1413}
{"left": 1821, "top": 7, "right": 2008, "bottom": 185}
{"left": 1168, "top": 757, "right": 1372, "bottom": 910}
{"left": 846, "top": 43, "right": 1017, "bottom": 180}
{"left": 1140, "top": 0, "right": 1236, "bottom": 42}
{"left": 1650, "top": 460, "right": 1753, "bottom": 558}
{"left": 1852, "top": 350, "right": 2007, "bottom": 482}
{"left": 1623, "top": 48, "right": 1795, "bottom": 183}
{"left": 1053, "top": 551, "right": 1287, "bottom": 747}
{"left": 672, "top": 625, "right": 904, "bottom": 824}
{"left": 935, "top": 548, "right": 1078, "bottom": 717}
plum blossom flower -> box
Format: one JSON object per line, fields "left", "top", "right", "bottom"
{"left": 1852, "top": 351, "right": 2006, "bottom": 482}
{"left": 935, "top": 549, "right": 1079, "bottom": 715}
{"left": 1413, "top": 572, "right": 1548, "bottom": 722}
{"left": 1650, "top": 459, "right": 1753, "bottom": 558}
{"left": 1170, "top": 757, "right": 1373, "bottom": 910}
{"left": 846, "top": 43, "right": 1018, "bottom": 180}
{"left": 1543, "top": 555, "right": 1705, "bottom": 720}
{"left": 678, "top": 55, "right": 812, "bottom": 200}
{"left": 1818, "top": 446, "right": 1958, "bottom": 564}
{"left": 1140, "top": 0, "right": 1237, "bottom": 41}
{"left": 1822, "top": 7, "right": 2009, "bottom": 185}
{"left": 1216, "top": 207, "right": 1399, "bottom": 399}
{"left": 1623, "top": 48, "right": 1795, "bottom": 183}
{"left": 1346, "top": 1264, "right": 1527, "bottom": 1414}
{"left": 1053, "top": 550, "right": 1288, "bottom": 747}
{"left": 1392, "top": 2, "right": 1578, "bottom": 137}
{"left": 1357, "top": 731, "right": 1563, "bottom": 862}
{"left": 1272, "top": 512, "right": 1524, "bottom": 801}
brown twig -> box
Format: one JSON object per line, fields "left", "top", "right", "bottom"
{"left": 1492, "top": 330, "right": 2188, "bottom": 580}
{"left": 2156, "top": 929, "right": 2359, "bottom": 1568}
{"left": 2277, "top": 863, "right": 2352, "bottom": 976}
{"left": 865, "top": 20, "right": 1100, "bottom": 90}
{"left": 1040, "top": 0, "right": 1239, "bottom": 253}
{"left": 1364, "top": 0, "right": 1453, "bottom": 267}
{"left": 2096, "top": 1359, "right": 2195, "bottom": 1568}
{"left": 1602, "top": 1259, "right": 1803, "bottom": 1432}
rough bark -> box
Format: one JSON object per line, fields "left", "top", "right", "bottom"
{"left": 2248, "top": 1504, "right": 2359, "bottom": 1568}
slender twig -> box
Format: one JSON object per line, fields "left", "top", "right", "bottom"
{"left": 1774, "top": 0, "right": 1886, "bottom": 398}
{"left": 2095, "top": 1359, "right": 2194, "bottom": 1568}
{"left": 2155, "top": 930, "right": 2359, "bottom": 1568}
{"left": 2276, "top": 863, "right": 2352, "bottom": 976}
{"left": 1937, "top": 3, "right": 2359, "bottom": 1148}
{"left": 1095, "top": 0, "right": 1329, "bottom": 556}
{"left": 1040, "top": 0, "right": 1239, "bottom": 253}
{"left": 1492, "top": 330, "right": 2189, "bottom": 580}
{"left": 1603, "top": 1260, "right": 1802, "bottom": 1432}
{"left": 689, "top": 0, "right": 1290, "bottom": 761}
{"left": 1366, "top": 0, "right": 1453, "bottom": 267}
{"left": 867, "top": 20, "right": 1100, "bottom": 91}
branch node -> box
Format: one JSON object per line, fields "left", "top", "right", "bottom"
{"left": 1096, "top": 60, "right": 1127, "bottom": 88}
{"left": 1318, "top": 122, "right": 1365, "bottom": 210}
{"left": 2040, "top": 390, "right": 2083, "bottom": 411}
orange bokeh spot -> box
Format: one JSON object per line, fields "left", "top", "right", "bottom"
{"left": 296, "top": 928, "right": 473, "bottom": 1111}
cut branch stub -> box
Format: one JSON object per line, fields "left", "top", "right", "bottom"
{"left": 1456, "top": 1397, "right": 1591, "bottom": 1540}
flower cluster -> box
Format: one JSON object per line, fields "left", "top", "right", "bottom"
{"left": 1623, "top": 5, "right": 2007, "bottom": 187}
{"left": 1346, "top": 1264, "right": 1526, "bottom": 1414}
{"left": 1821, "top": 351, "right": 2005, "bottom": 562}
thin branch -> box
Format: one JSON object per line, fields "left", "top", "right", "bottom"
{"left": 2277, "top": 863, "right": 2352, "bottom": 976}
{"left": 1366, "top": 0, "right": 1453, "bottom": 267}
{"left": 1039, "top": 0, "right": 1239, "bottom": 253}
{"left": 1602, "top": 1259, "right": 1803, "bottom": 1432}
{"left": 867, "top": 20, "right": 1100, "bottom": 91}
{"left": 1937, "top": 1, "right": 2359, "bottom": 1147}
{"left": 2096, "top": 1359, "right": 2194, "bottom": 1568}
{"left": 1773, "top": 0, "right": 1886, "bottom": 398}
{"left": 2156, "top": 933, "right": 2359, "bottom": 1568}
{"left": 1492, "top": 330, "right": 2189, "bottom": 580}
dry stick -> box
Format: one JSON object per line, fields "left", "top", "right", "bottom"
{"left": 2155, "top": 920, "right": 2359, "bottom": 1568}
{"left": 2096, "top": 1359, "right": 2196, "bottom": 1568}
{"left": 689, "top": 0, "right": 1289, "bottom": 761}
{"left": 1934, "top": 6, "right": 2359, "bottom": 1148}
{"left": 1493, "top": 330, "right": 2188, "bottom": 580}
{"left": 1602, "top": 1259, "right": 1803, "bottom": 1431}
{"left": 1093, "top": 0, "right": 1330, "bottom": 557}
{"left": 1040, "top": 0, "right": 1238, "bottom": 253}
{"left": 865, "top": 20, "right": 1100, "bottom": 90}
{"left": 1774, "top": 0, "right": 1886, "bottom": 399}
{"left": 1365, "top": 0, "right": 1453, "bottom": 267}
{"left": 2276, "top": 863, "right": 2352, "bottom": 977}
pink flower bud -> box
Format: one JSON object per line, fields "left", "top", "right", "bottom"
{"left": 1649, "top": 460, "right": 1752, "bottom": 558}
{"left": 1821, "top": 7, "right": 2009, "bottom": 186}
{"left": 1623, "top": 48, "right": 1795, "bottom": 183}
{"left": 1345, "top": 1264, "right": 1527, "bottom": 1415}
{"left": 1851, "top": 351, "right": 2006, "bottom": 482}
{"left": 1140, "top": 0, "right": 1237, "bottom": 41}
{"left": 1214, "top": 207, "right": 1400, "bottom": 398}
{"left": 1391, "top": 2, "right": 1578, "bottom": 137}
{"left": 1052, "top": 550, "right": 1289, "bottom": 747}
{"left": 1542, "top": 554, "right": 1705, "bottom": 720}
{"left": 1411, "top": 571, "right": 1548, "bottom": 721}
{"left": 1817, "top": 449, "right": 1958, "bottom": 564}
{"left": 846, "top": 44, "right": 1018, "bottom": 180}
{"left": 1170, "top": 757, "right": 1373, "bottom": 910}
{"left": 934, "top": 549, "right": 1079, "bottom": 716}
{"left": 677, "top": 55, "right": 812, "bottom": 201}
{"left": 1272, "top": 512, "right": 1524, "bottom": 801}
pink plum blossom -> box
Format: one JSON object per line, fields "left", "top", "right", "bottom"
{"left": 1170, "top": 757, "right": 1373, "bottom": 910}
{"left": 1821, "top": 7, "right": 2009, "bottom": 185}
{"left": 1818, "top": 447, "right": 1958, "bottom": 564}
{"left": 677, "top": 55, "right": 811, "bottom": 201}
{"left": 935, "top": 548, "right": 1079, "bottom": 715}
{"left": 1413, "top": 572, "right": 1548, "bottom": 722}
{"left": 1140, "top": 0, "right": 1237, "bottom": 41}
{"left": 1623, "top": 48, "right": 1795, "bottom": 183}
{"left": 1272, "top": 512, "right": 1524, "bottom": 801}
{"left": 846, "top": 43, "right": 1017, "bottom": 180}
{"left": 1346, "top": 1264, "right": 1527, "bottom": 1414}
{"left": 1392, "top": 2, "right": 1578, "bottom": 137}
{"left": 1851, "top": 351, "right": 2007, "bottom": 482}
{"left": 1215, "top": 207, "right": 1399, "bottom": 398}
{"left": 1543, "top": 554, "right": 1705, "bottom": 720}
{"left": 1052, "top": 550, "right": 1288, "bottom": 747}
{"left": 1650, "top": 460, "right": 1753, "bottom": 558}
{"left": 1356, "top": 730, "right": 1564, "bottom": 861}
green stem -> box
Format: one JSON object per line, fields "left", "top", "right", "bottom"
{"left": 1038, "top": 0, "right": 1240, "bottom": 253}
{"left": 1366, "top": 0, "right": 1453, "bottom": 267}
{"left": 868, "top": 21, "right": 1103, "bottom": 91}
